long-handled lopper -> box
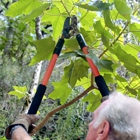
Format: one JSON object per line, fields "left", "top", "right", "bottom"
{"left": 28, "top": 15, "right": 110, "bottom": 115}
{"left": 26, "top": 15, "right": 110, "bottom": 135}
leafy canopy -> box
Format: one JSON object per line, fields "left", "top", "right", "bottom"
{"left": 6, "top": 0, "right": 140, "bottom": 111}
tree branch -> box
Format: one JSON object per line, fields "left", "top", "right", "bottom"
{"left": 61, "top": 0, "right": 70, "bottom": 16}
{"left": 99, "top": 21, "right": 130, "bottom": 58}
{"left": 91, "top": 73, "right": 94, "bottom": 86}
{"left": 30, "top": 85, "right": 94, "bottom": 136}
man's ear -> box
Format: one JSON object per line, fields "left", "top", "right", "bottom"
{"left": 96, "top": 120, "right": 110, "bottom": 140}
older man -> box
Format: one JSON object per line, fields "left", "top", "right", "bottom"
{"left": 5, "top": 92, "right": 140, "bottom": 140}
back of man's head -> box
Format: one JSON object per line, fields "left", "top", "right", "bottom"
{"left": 94, "top": 92, "right": 140, "bottom": 140}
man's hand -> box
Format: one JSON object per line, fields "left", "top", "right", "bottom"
{"left": 5, "top": 114, "right": 39, "bottom": 139}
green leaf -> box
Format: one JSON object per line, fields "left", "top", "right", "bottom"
{"left": 64, "top": 59, "right": 89, "bottom": 87}
{"left": 30, "top": 36, "right": 55, "bottom": 66}
{"left": 93, "top": 20, "right": 104, "bottom": 34}
{"left": 129, "top": 23, "right": 140, "bottom": 39}
{"left": 104, "top": 74, "right": 114, "bottom": 83}
{"left": 53, "top": 0, "right": 74, "bottom": 13}
{"left": 23, "top": 3, "right": 51, "bottom": 22}
{"left": 115, "top": 74, "right": 127, "bottom": 82}
{"left": 42, "top": 6, "right": 65, "bottom": 40}
{"left": 113, "top": 44, "right": 140, "bottom": 77}
{"left": 99, "top": 59, "right": 113, "bottom": 71}
{"left": 75, "top": 1, "right": 112, "bottom": 11}
{"left": 48, "top": 81, "right": 72, "bottom": 104}
{"left": 114, "top": 0, "right": 132, "bottom": 20}
{"left": 80, "top": 28, "right": 96, "bottom": 46}
{"left": 103, "top": 10, "right": 114, "bottom": 28}
{"left": 8, "top": 86, "right": 27, "bottom": 99}
{"left": 64, "top": 38, "right": 79, "bottom": 52}
{"left": 103, "top": 10, "right": 120, "bottom": 34}
{"left": 75, "top": 3, "right": 98, "bottom": 11}
{"left": 114, "top": 44, "right": 139, "bottom": 67}
{"left": 86, "top": 51, "right": 113, "bottom": 71}
{"left": 125, "top": 86, "right": 137, "bottom": 96}
{"left": 76, "top": 77, "right": 91, "bottom": 89}
{"left": 83, "top": 92, "right": 101, "bottom": 112}
{"left": 110, "top": 9, "right": 126, "bottom": 20}
{"left": 129, "top": 77, "right": 140, "bottom": 89}
{"left": 79, "top": 9, "right": 97, "bottom": 29}
{"left": 0, "top": 137, "right": 6, "bottom": 140}
{"left": 59, "top": 50, "right": 84, "bottom": 60}
{"left": 94, "top": 21, "right": 113, "bottom": 41}
{"left": 5, "top": 0, "right": 42, "bottom": 17}
{"left": 124, "top": 64, "right": 140, "bottom": 78}
{"left": 59, "top": 51, "right": 78, "bottom": 59}
{"left": 101, "top": 34, "right": 110, "bottom": 48}
{"left": 122, "top": 44, "right": 140, "bottom": 61}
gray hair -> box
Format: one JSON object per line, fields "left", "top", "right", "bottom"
{"left": 94, "top": 92, "right": 140, "bottom": 140}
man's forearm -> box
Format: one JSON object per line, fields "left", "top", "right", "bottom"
{"left": 12, "top": 126, "right": 32, "bottom": 140}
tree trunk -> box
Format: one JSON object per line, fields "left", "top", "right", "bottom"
{"left": 23, "top": 17, "right": 43, "bottom": 113}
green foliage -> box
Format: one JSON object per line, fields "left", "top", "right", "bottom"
{"left": 63, "top": 59, "right": 89, "bottom": 88}
{"left": 114, "top": 0, "right": 132, "bottom": 20}
{"left": 30, "top": 36, "right": 55, "bottom": 65}
{"left": 129, "top": 23, "right": 140, "bottom": 39}
{"left": 42, "top": 5, "right": 66, "bottom": 40}
{"left": 0, "top": 137, "right": 6, "bottom": 140}
{"left": 5, "top": 0, "right": 42, "bottom": 17}
{"left": 23, "top": 3, "right": 51, "bottom": 22}
{"left": 48, "top": 82, "right": 72, "bottom": 104}
{"left": 75, "top": 1, "right": 112, "bottom": 11}
{"left": 86, "top": 51, "right": 113, "bottom": 71}
{"left": 3, "top": 0, "right": 140, "bottom": 110}
{"left": 83, "top": 91, "right": 101, "bottom": 112}
{"left": 8, "top": 86, "right": 28, "bottom": 99}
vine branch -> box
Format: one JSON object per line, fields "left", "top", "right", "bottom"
{"left": 61, "top": 0, "right": 70, "bottom": 16}
{"left": 99, "top": 21, "right": 130, "bottom": 58}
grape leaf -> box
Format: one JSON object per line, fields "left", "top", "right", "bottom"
{"left": 115, "top": 74, "right": 127, "bottom": 82}
{"left": 114, "top": 0, "right": 132, "bottom": 20}
{"left": 42, "top": 6, "right": 65, "bottom": 40}
{"left": 83, "top": 92, "right": 101, "bottom": 112}
{"left": 80, "top": 28, "right": 96, "bottom": 46}
{"left": 76, "top": 77, "right": 91, "bottom": 89}
{"left": 75, "top": 1, "right": 112, "bottom": 11}
{"left": 5, "top": 0, "right": 42, "bottom": 17}
{"left": 103, "top": 10, "right": 120, "bottom": 34}
{"left": 64, "top": 38, "right": 79, "bottom": 52}
{"left": 48, "top": 81, "right": 72, "bottom": 104}
{"left": 8, "top": 86, "right": 27, "bottom": 99}
{"left": 23, "top": 3, "right": 51, "bottom": 22}
{"left": 86, "top": 51, "right": 113, "bottom": 71}
{"left": 125, "top": 86, "right": 137, "bottom": 96}
{"left": 113, "top": 44, "right": 140, "bottom": 77}
{"left": 129, "top": 23, "right": 140, "bottom": 39}
{"left": 64, "top": 59, "right": 89, "bottom": 87}
{"left": 30, "top": 36, "right": 55, "bottom": 66}
{"left": 79, "top": 9, "right": 96, "bottom": 29}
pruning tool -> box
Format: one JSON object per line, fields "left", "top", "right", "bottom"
{"left": 28, "top": 16, "right": 109, "bottom": 115}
